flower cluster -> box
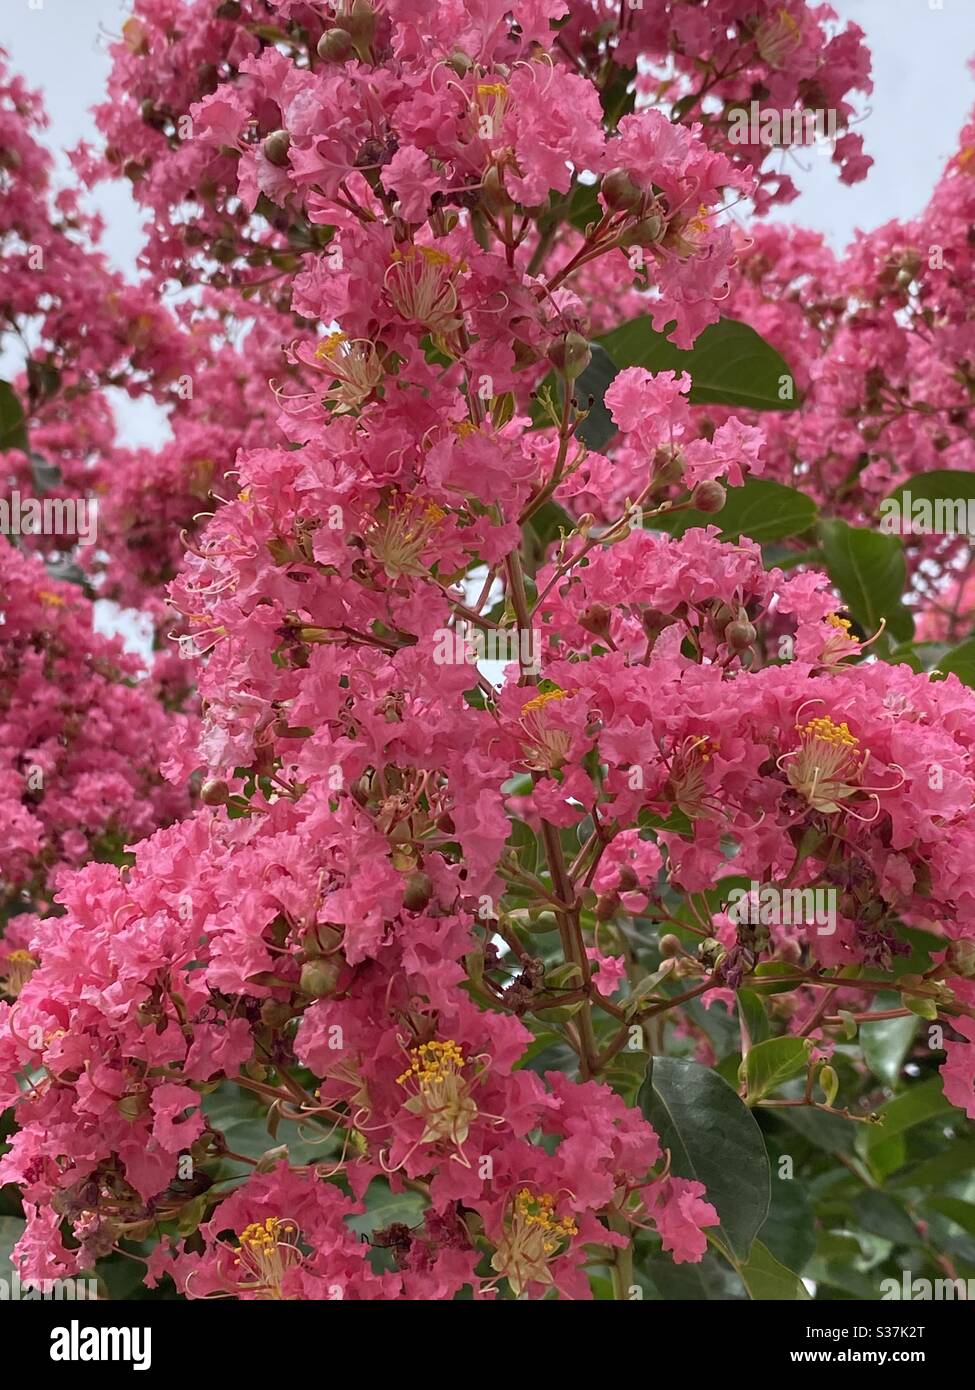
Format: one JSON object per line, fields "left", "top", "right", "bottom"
{"left": 0, "top": 541, "right": 189, "bottom": 917}
{"left": 1, "top": 1, "right": 973, "bottom": 1304}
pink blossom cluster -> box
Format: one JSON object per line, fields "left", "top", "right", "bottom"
{"left": 1, "top": 1, "right": 974, "bottom": 1303}
{"left": 0, "top": 541, "right": 189, "bottom": 916}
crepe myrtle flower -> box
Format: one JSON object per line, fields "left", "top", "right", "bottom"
{"left": 777, "top": 701, "right": 905, "bottom": 820}
{"left": 488, "top": 1188, "right": 579, "bottom": 1297}
{"left": 381, "top": 1036, "right": 503, "bottom": 1171}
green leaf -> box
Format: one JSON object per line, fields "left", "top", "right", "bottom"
{"left": 855, "top": 1076, "right": 956, "bottom": 1171}
{"left": 860, "top": 995, "right": 919, "bottom": 1087}
{"left": 638, "top": 1245, "right": 740, "bottom": 1300}
{"left": 639, "top": 1056, "right": 770, "bottom": 1260}
{"left": 852, "top": 1191, "right": 923, "bottom": 1248}
{"left": 936, "top": 637, "right": 975, "bottom": 688}
{"left": 624, "top": 958, "right": 677, "bottom": 1017}
{"left": 0, "top": 381, "right": 29, "bottom": 454}
{"left": 505, "top": 817, "right": 538, "bottom": 877}
{"left": 530, "top": 317, "right": 799, "bottom": 450}
{"left": 527, "top": 500, "right": 575, "bottom": 555}
{"left": 924, "top": 1196, "right": 975, "bottom": 1238}
{"left": 345, "top": 1180, "right": 427, "bottom": 1238}
{"left": 903, "top": 993, "right": 938, "bottom": 1020}
{"left": 737, "top": 988, "right": 771, "bottom": 1046}
{"left": 736, "top": 1240, "right": 810, "bottom": 1300}
{"left": 566, "top": 179, "right": 601, "bottom": 233}
{"left": 760, "top": 1176, "right": 816, "bottom": 1273}
{"left": 565, "top": 342, "right": 618, "bottom": 451}
{"left": 818, "top": 518, "right": 914, "bottom": 643}
{"left": 891, "top": 1141, "right": 975, "bottom": 1191}
{"left": 750, "top": 961, "right": 806, "bottom": 997}
{"left": 741, "top": 1036, "right": 812, "bottom": 1103}
{"left": 637, "top": 805, "right": 694, "bottom": 838}
{"left": 647, "top": 478, "right": 817, "bottom": 544}
{"left": 599, "top": 315, "right": 799, "bottom": 412}
{"left": 772, "top": 1102, "right": 858, "bottom": 1158}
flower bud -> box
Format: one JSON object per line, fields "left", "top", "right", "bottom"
{"left": 200, "top": 778, "right": 230, "bottom": 806}
{"left": 620, "top": 214, "right": 664, "bottom": 248}
{"left": 260, "top": 1000, "right": 294, "bottom": 1028}
{"left": 659, "top": 934, "right": 682, "bottom": 958}
{"left": 300, "top": 958, "right": 342, "bottom": 997}
{"left": 653, "top": 449, "right": 685, "bottom": 487}
{"left": 724, "top": 618, "right": 757, "bottom": 651}
{"left": 263, "top": 129, "right": 291, "bottom": 167}
{"left": 526, "top": 910, "right": 559, "bottom": 934}
{"left": 117, "top": 1091, "right": 150, "bottom": 1123}
{"left": 601, "top": 167, "right": 641, "bottom": 212}
{"left": 579, "top": 603, "right": 612, "bottom": 640}
{"left": 402, "top": 871, "right": 434, "bottom": 913}
{"left": 317, "top": 28, "right": 354, "bottom": 61}
{"left": 548, "top": 331, "right": 592, "bottom": 382}
{"left": 446, "top": 50, "right": 473, "bottom": 75}
{"left": 343, "top": 0, "right": 376, "bottom": 57}
{"left": 482, "top": 163, "right": 513, "bottom": 215}
{"left": 691, "top": 480, "right": 727, "bottom": 514}
{"left": 819, "top": 1064, "right": 839, "bottom": 1108}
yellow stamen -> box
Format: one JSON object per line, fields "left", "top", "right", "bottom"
{"left": 801, "top": 715, "right": 858, "bottom": 749}
{"left": 521, "top": 688, "right": 568, "bottom": 715}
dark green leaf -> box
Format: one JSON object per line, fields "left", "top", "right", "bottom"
{"left": 855, "top": 1076, "right": 956, "bottom": 1171}
{"left": 852, "top": 1190, "right": 923, "bottom": 1247}
{"left": 737, "top": 989, "right": 771, "bottom": 1046}
{"left": 566, "top": 342, "right": 618, "bottom": 451}
{"left": 599, "top": 315, "right": 799, "bottom": 412}
{"left": 0, "top": 381, "right": 29, "bottom": 454}
{"left": 891, "top": 1142, "right": 975, "bottom": 1191}
{"left": 640, "top": 1056, "right": 770, "bottom": 1260}
{"left": 818, "top": 518, "right": 914, "bottom": 643}
{"left": 760, "top": 1175, "right": 816, "bottom": 1273}
{"left": 647, "top": 478, "right": 817, "bottom": 544}
{"left": 924, "top": 1196, "right": 975, "bottom": 1238}
{"left": 936, "top": 638, "right": 975, "bottom": 688}
{"left": 0, "top": 1216, "right": 25, "bottom": 1281}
